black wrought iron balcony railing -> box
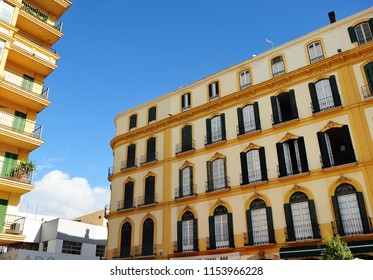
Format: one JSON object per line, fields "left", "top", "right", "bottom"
{"left": 4, "top": 70, "right": 50, "bottom": 99}
{"left": 311, "top": 96, "right": 336, "bottom": 113}
{"left": 174, "top": 184, "right": 198, "bottom": 199}
{"left": 137, "top": 194, "right": 158, "bottom": 207}
{"left": 175, "top": 140, "right": 196, "bottom": 154}
{"left": 121, "top": 159, "right": 138, "bottom": 170}
{"left": 140, "top": 152, "right": 158, "bottom": 165}
{"left": 21, "top": 1, "right": 63, "bottom": 31}
{"left": 243, "top": 231, "right": 271, "bottom": 246}
{"left": 271, "top": 109, "right": 298, "bottom": 125}
{"left": 206, "top": 235, "right": 231, "bottom": 249}
{"left": 134, "top": 245, "right": 157, "bottom": 257}
{"left": 236, "top": 120, "right": 257, "bottom": 136}
{"left": 205, "top": 177, "right": 230, "bottom": 193}
{"left": 240, "top": 171, "right": 263, "bottom": 185}
{"left": 362, "top": 84, "right": 372, "bottom": 99}
{"left": 117, "top": 199, "right": 136, "bottom": 211}
{"left": 0, "top": 160, "right": 34, "bottom": 184}
{"left": 173, "top": 240, "right": 195, "bottom": 253}
{"left": 205, "top": 131, "right": 225, "bottom": 146}
{"left": 320, "top": 150, "right": 356, "bottom": 168}
{"left": 277, "top": 159, "right": 302, "bottom": 177}
{"left": 310, "top": 55, "right": 324, "bottom": 64}
{"left": 0, "top": 110, "right": 43, "bottom": 139}
{"left": 112, "top": 247, "right": 134, "bottom": 259}
{"left": 0, "top": 214, "right": 25, "bottom": 235}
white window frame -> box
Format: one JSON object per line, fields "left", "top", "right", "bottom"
{"left": 209, "top": 82, "right": 219, "bottom": 101}
{"left": 271, "top": 57, "right": 285, "bottom": 77}
{"left": 240, "top": 70, "right": 251, "bottom": 89}
{"left": 212, "top": 158, "right": 225, "bottom": 190}
{"left": 355, "top": 22, "right": 373, "bottom": 45}
{"left": 308, "top": 41, "right": 324, "bottom": 63}
{"left": 291, "top": 201, "right": 313, "bottom": 240}
{"left": 246, "top": 149, "right": 261, "bottom": 183}
{"left": 251, "top": 208, "right": 269, "bottom": 245}
{"left": 315, "top": 79, "right": 334, "bottom": 111}
{"left": 181, "top": 167, "right": 191, "bottom": 196}
{"left": 337, "top": 193, "right": 364, "bottom": 235}
{"left": 214, "top": 214, "right": 229, "bottom": 248}
{"left": 182, "top": 219, "right": 194, "bottom": 252}
{"left": 210, "top": 116, "right": 222, "bottom": 143}
{"left": 242, "top": 105, "right": 256, "bottom": 133}
{"left": 182, "top": 93, "right": 191, "bottom": 111}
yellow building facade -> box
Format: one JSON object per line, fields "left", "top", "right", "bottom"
{"left": 0, "top": 0, "right": 71, "bottom": 246}
{"left": 107, "top": 7, "right": 373, "bottom": 260}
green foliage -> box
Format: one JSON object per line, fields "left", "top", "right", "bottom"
{"left": 319, "top": 235, "right": 354, "bottom": 260}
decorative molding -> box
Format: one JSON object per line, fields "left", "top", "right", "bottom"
{"left": 210, "top": 152, "right": 225, "bottom": 162}
{"left": 243, "top": 142, "right": 261, "bottom": 152}
{"left": 180, "top": 160, "right": 192, "bottom": 170}
{"left": 338, "top": 175, "right": 349, "bottom": 184}
{"left": 321, "top": 120, "right": 344, "bottom": 132}
{"left": 293, "top": 184, "right": 301, "bottom": 192}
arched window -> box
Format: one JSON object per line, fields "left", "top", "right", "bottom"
{"left": 176, "top": 211, "right": 198, "bottom": 252}
{"left": 206, "top": 157, "right": 229, "bottom": 192}
{"left": 141, "top": 218, "right": 154, "bottom": 256}
{"left": 284, "top": 192, "right": 320, "bottom": 241}
{"left": 308, "top": 76, "right": 341, "bottom": 113}
{"left": 271, "top": 56, "right": 285, "bottom": 77}
{"left": 239, "top": 70, "right": 251, "bottom": 89}
{"left": 240, "top": 147, "right": 267, "bottom": 185}
{"left": 332, "top": 184, "right": 370, "bottom": 236}
{"left": 307, "top": 41, "right": 324, "bottom": 64}
{"left": 237, "top": 103, "right": 261, "bottom": 135}
{"left": 120, "top": 222, "right": 132, "bottom": 258}
{"left": 148, "top": 106, "right": 156, "bottom": 123}
{"left": 121, "top": 181, "right": 134, "bottom": 210}
{"left": 246, "top": 199, "right": 275, "bottom": 245}
{"left": 348, "top": 20, "right": 373, "bottom": 46}
{"left": 205, "top": 114, "right": 226, "bottom": 145}
{"left": 208, "top": 206, "right": 234, "bottom": 249}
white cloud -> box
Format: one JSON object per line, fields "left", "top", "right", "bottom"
{"left": 20, "top": 170, "right": 110, "bottom": 219}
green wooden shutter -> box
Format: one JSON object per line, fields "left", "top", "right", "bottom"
{"left": 208, "top": 216, "right": 216, "bottom": 249}
{"left": 206, "top": 161, "right": 212, "bottom": 192}
{"left": 12, "top": 111, "right": 26, "bottom": 132}
{"left": 145, "top": 176, "right": 155, "bottom": 205}
{"left": 205, "top": 118, "right": 212, "bottom": 145}
{"left": 288, "top": 90, "right": 298, "bottom": 119}
{"left": 253, "top": 102, "right": 261, "bottom": 130}
{"left": 259, "top": 147, "right": 268, "bottom": 181}
{"left": 266, "top": 207, "right": 276, "bottom": 244}
{"left": 124, "top": 181, "right": 134, "bottom": 209}
{"left": 220, "top": 113, "right": 226, "bottom": 141}
{"left": 237, "top": 107, "right": 244, "bottom": 135}
{"left": 284, "top": 203, "right": 295, "bottom": 241}
{"left": 341, "top": 125, "right": 356, "bottom": 163}
{"left": 1, "top": 152, "right": 18, "bottom": 176}
{"left": 177, "top": 221, "right": 182, "bottom": 252}
{"left": 120, "top": 222, "right": 132, "bottom": 258}
{"left": 364, "top": 63, "right": 373, "bottom": 94}
{"left": 270, "top": 96, "right": 279, "bottom": 125}
{"left": 332, "top": 195, "right": 345, "bottom": 236}
{"left": 227, "top": 213, "right": 235, "bottom": 248}
{"left": 245, "top": 210, "right": 254, "bottom": 245}
{"left": 276, "top": 142, "right": 286, "bottom": 177}
{"left": 348, "top": 26, "right": 357, "bottom": 43}
{"left": 356, "top": 192, "right": 370, "bottom": 234}
{"left": 0, "top": 199, "right": 8, "bottom": 231}
{"left": 240, "top": 152, "right": 248, "bottom": 185}
{"left": 329, "top": 75, "right": 342, "bottom": 107}
{"left": 297, "top": 137, "right": 309, "bottom": 172}
{"left": 127, "top": 144, "right": 136, "bottom": 168}
{"left": 308, "top": 82, "right": 320, "bottom": 113}
{"left": 317, "top": 131, "right": 331, "bottom": 168}
{"left": 182, "top": 125, "right": 192, "bottom": 152}
{"left": 146, "top": 138, "right": 156, "bottom": 162}
{"left": 193, "top": 219, "right": 199, "bottom": 251}
{"left": 308, "top": 200, "right": 320, "bottom": 239}
{"left": 181, "top": 94, "right": 186, "bottom": 109}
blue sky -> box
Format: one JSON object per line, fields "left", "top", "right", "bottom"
{"left": 20, "top": 0, "right": 372, "bottom": 218}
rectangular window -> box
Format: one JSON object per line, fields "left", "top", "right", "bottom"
{"left": 251, "top": 208, "right": 269, "bottom": 245}
{"left": 62, "top": 241, "right": 82, "bottom": 255}
{"left": 308, "top": 41, "right": 324, "bottom": 63}
{"left": 271, "top": 56, "right": 285, "bottom": 77}
{"left": 148, "top": 107, "right": 156, "bottom": 124}
{"left": 95, "top": 245, "right": 106, "bottom": 258}
{"left": 246, "top": 150, "right": 262, "bottom": 183}
{"left": 181, "top": 93, "right": 191, "bottom": 112}
{"left": 129, "top": 114, "right": 137, "bottom": 130}
{"left": 42, "top": 241, "right": 48, "bottom": 252}
{"left": 209, "top": 82, "right": 219, "bottom": 101}
{"left": 291, "top": 202, "right": 313, "bottom": 240}
{"left": 240, "top": 70, "right": 251, "bottom": 89}
{"left": 205, "top": 114, "right": 226, "bottom": 145}
{"left": 212, "top": 159, "right": 225, "bottom": 190}
{"left": 181, "top": 167, "right": 191, "bottom": 197}
{"left": 214, "top": 214, "right": 229, "bottom": 248}
{"left": 0, "top": 1, "right": 14, "bottom": 24}
{"left": 182, "top": 220, "right": 194, "bottom": 252}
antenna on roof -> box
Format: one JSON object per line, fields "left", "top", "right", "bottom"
{"left": 265, "top": 38, "right": 274, "bottom": 48}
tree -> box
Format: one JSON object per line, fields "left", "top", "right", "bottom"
{"left": 319, "top": 235, "right": 353, "bottom": 260}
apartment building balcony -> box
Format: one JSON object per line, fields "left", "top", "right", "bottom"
{"left": 205, "top": 177, "right": 230, "bottom": 193}
{"left": 243, "top": 232, "right": 272, "bottom": 246}
{"left": 137, "top": 194, "right": 158, "bottom": 208}
{"left": 175, "top": 140, "right": 196, "bottom": 155}
{"left": 8, "top": 35, "right": 59, "bottom": 76}
{"left": 0, "top": 110, "right": 43, "bottom": 150}
{"left": 112, "top": 247, "right": 134, "bottom": 259}
{"left": 121, "top": 159, "right": 138, "bottom": 170}
{"left": 17, "top": 1, "right": 66, "bottom": 45}
{"left": 134, "top": 245, "right": 157, "bottom": 257}
{"left": 140, "top": 152, "right": 158, "bottom": 165}
{"left": 174, "top": 184, "right": 198, "bottom": 199}
{"left": 0, "top": 214, "right": 26, "bottom": 245}
{"left": 0, "top": 70, "right": 50, "bottom": 112}
{"left": 23, "top": 0, "right": 72, "bottom": 20}
{"left": 0, "top": 159, "right": 35, "bottom": 187}
{"left": 117, "top": 199, "right": 136, "bottom": 211}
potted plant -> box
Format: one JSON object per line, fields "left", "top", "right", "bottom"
{"left": 16, "top": 159, "right": 36, "bottom": 183}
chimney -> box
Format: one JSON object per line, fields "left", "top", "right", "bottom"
{"left": 328, "top": 11, "right": 336, "bottom": 23}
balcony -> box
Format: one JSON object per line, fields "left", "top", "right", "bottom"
{"left": 173, "top": 240, "right": 195, "bottom": 253}
{"left": 174, "top": 184, "right": 198, "bottom": 199}
{"left": 0, "top": 159, "right": 34, "bottom": 185}
{"left": 117, "top": 199, "right": 136, "bottom": 211}
{"left": 140, "top": 152, "right": 158, "bottom": 165}
{"left": 320, "top": 150, "right": 356, "bottom": 169}
{"left": 205, "top": 131, "right": 226, "bottom": 146}
{"left": 175, "top": 140, "right": 196, "bottom": 155}
{"left": 243, "top": 232, "right": 271, "bottom": 246}
{"left": 240, "top": 172, "right": 263, "bottom": 186}
{"left": 206, "top": 234, "right": 231, "bottom": 249}
{"left": 121, "top": 159, "right": 138, "bottom": 170}
{"left": 137, "top": 194, "right": 158, "bottom": 208}
{"left": 112, "top": 247, "right": 134, "bottom": 259}
{"left": 237, "top": 120, "right": 259, "bottom": 136}
{"left": 362, "top": 84, "right": 372, "bottom": 99}
{"left": 0, "top": 110, "right": 42, "bottom": 139}
{"left": 0, "top": 214, "right": 25, "bottom": 235}
{"left": 311, "top": 96, "right": 339, "bottom": 114}
{"left": 17, "top": 1, "right": 66, "bottom": 45}
{"left": 310, "top": 55, "right": 324, "bottom": 64}
{"left": 8, "top": 36, "right": 59, "bottom": 77}
{"left": 205, "top": 177, "right": 230, "bottom": 193}
{"left": 134, "top": 245, "right": 157, "bottom": 257}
